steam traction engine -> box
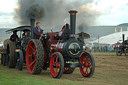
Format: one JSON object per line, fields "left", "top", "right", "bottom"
{"left": 116, "top": 34, "right": 128, "bottom": 56}
{"left": 26, "top": 10, "right": 95, "bottom": 78}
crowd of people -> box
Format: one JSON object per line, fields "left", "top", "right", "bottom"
{"left": 88, "top": 45, "right": 117, "bottom": 53}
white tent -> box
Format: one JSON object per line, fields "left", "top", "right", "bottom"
{"left": 91, "top": 31, "right": 128, "bottom": 45}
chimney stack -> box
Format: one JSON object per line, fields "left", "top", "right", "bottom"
{"left": 69, "top": 10, "right": 77, "bottom": 35}
{"left": 30, "top": 19, "right": 35, "bottom": 38}
{"left": 122, "top": 34, "right": 125, "bottom": 42}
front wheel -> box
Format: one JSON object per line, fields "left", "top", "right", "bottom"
{"left": 79, "top": 52, "right": 95, "bottom": 77}
{"left": 1, "top": 54, "right": 3, "bottom": 64}
{"left": 16, "top": 50, "right": 23, "bottom": 71}
{"left": 116, "top": 48, "right": 122, "bottom": 56}
{"left": 125, "top": 48, "right": 128, "bottom": 58}
{"left": 50, "top": 52, "right": 64, "bottom": 78}
{"left": 2, "top": 54, "right": 6, "bottom": 66}
{"left": 6, "top": 41, "right": 16, "bottom": 68}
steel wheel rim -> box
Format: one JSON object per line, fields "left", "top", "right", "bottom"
{"left": 50, "top": 54, "right": 60, "bottom": 77}
{"left": 26, "top": 41, "right": 37, "bottom": 74}
{"left": 80, "top": 53, "right": 92, "bottom": 76}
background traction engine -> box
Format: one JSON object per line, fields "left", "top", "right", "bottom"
{"left": 116, "top": 34, "right": 128, "bottom": 57}
{"left": 26, "top": 10, "right": 95, "bottom": 78}
{"left": 6, "top": 26, "right": 31, "bottom": 70}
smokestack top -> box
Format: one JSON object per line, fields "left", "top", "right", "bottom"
{"left": 69, "top": 10, "right": 78, "bottom": 15}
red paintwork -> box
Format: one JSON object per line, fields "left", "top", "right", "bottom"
{"left": 26, "top": 41, "right": 37, "bottom": 74}
{"left": 26, "top": 29, "right": 65, "bottom": 74}
{"left": 63, "top": 68, "right": 68, "bottom": 72}
{"left": 112, "top": 43, "right": 122, "bottom": 46}
{"left": 80, "top": 53, "right": 91, "bottom": 76}
{"left": 45, "top": 32, "right": 64, "bottom": 58}
{"left": 25, "top": 24, "right": 95, "bottom": 78}
{"left": 61, "top": 25, "right": 66, "bottom": 31}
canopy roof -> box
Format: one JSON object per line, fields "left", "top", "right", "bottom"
{"left": 6, "top": 26, "right": 31, "bottom": 33}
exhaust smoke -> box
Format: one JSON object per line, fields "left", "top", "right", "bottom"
{"left": 14, "top": 0, "right": 102, "bottom": 31}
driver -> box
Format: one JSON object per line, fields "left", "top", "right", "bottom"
{"left": 33, "top": 22, "right": 43, "bottom": 39}
{"left": 10, "top": 30, "right": 19, "bottom": 42}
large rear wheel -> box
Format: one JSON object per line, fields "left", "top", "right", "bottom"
{"left": 26, "top": 39, "right": 44, "bottom": 74}
{"left": 1, "top": 54, "right": 3, "bottom": 64}
{"left": 79, "top": 52, "right": 95, "bottom": 77}
{"left": 6, "top": 41, "right": 16, "bottom": 68}
{"left": 50, "top": 52, "right": 64, "bottom": 78}
{"left": 3, "top": 54, "right": 6, "bottom": 66}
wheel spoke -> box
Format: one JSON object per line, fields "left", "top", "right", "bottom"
{"left": 86, "top": 56, "right": 89, "bottom": 62}
{"left": 82, "top": 66, "right": 84, "bottom": 68}
{"left": 55, "top": 56, "right": 60, "bottom": 74}
{"left": 29, "top": 59, "right": 36, "bottom": 68}
{"left": 56, "top": 57, "right": 58, "bottom": 63}
{"left": 56, "top": 67, "right": 58, "bottom": 74}
{"left": 85, "top": 67, "right": 89, "bottom": 74}
{"left": 85, "top": 56, "right": 90, "bottom": 75}
{"left": 29, "top": 45, "right": 34, "bottom": 51}
{"left": 88, "top": 62, "right": 91, "bottom": 67}
{"left": 33, "top": 50, "right": 37, "bottom": 56}
{"left": 28, "top": 54, "right": 31, "bottom": 58}
{"left": 56, "top": 62, "right": 60, "bottom": 68}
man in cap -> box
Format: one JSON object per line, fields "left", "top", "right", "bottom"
{"left": 33, "top": 22, "right": 43, "bottom": 39}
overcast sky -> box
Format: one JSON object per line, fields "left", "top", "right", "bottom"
{"left": 0, "top": 0, "right": 128, "bottom": 28}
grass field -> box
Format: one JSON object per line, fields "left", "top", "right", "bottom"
{"left": 0, "top": 53, "right": 128, "bottom": 85}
